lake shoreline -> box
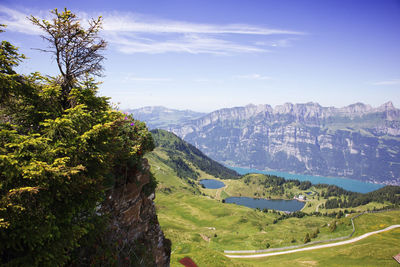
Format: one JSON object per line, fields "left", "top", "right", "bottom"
{"left": 224, "top": 196, "right": 305, "bottom": 212}
{"left": 228, "top": 166, "right": 384, "bottom": 193}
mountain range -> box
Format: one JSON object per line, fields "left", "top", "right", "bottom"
{"left": 129, "top": 102, "right": 400, "bottom": 185}
{"left": 127, "top": 106, "right": 206, "bottom": 129}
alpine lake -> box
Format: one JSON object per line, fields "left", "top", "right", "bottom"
{"left": 200, "top": 179, "right": 305, "bottom": 212}
{"left": 201, "top": 166, "right": 386, "bottom": 212}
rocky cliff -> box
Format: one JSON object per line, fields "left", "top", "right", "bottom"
{"left": 169, "top": 102, "right": 400, "bottom": 185}
{"left": 102, "top": 158, "right": 171, "bottom": 266}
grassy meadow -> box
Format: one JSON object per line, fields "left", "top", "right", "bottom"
{"left": 145, "top": 141, "right": 400, "bottom": 267}
{"left": 237, "top": 212, "right": 400, "bottom": 267}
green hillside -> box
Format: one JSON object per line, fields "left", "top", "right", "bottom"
{"left": 150, "top": 129, "right": 240, "bottom": 180}
{"left": 146, "top": 150, "right": 351, "bottom": 266}
{"left": 146, "top": 131, "right": 400, "bottom": 266}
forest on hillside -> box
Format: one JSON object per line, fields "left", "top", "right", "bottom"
{"left": 151, "top": 129, "right": 240, "bottom": 180}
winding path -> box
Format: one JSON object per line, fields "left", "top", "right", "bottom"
{"left": 316, "top": 203, "right": 322, "bottom": 212}
{"left": 216, "top": 184, "right": 228, "bottom": 199}
{"left": 225, "top": 224, "right": 400, "bottom": 259}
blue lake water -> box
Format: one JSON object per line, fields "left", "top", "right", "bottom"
{"left": 229, "top": 166, "right": 384, "bottom": 193}
{"left": 200, "top": 179, "right": 225, "bottom": 189}
{"left": 225, "top": 197, "right": 305, "bottom": 212}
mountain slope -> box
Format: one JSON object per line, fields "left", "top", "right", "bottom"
{"left": 150, "top": 129, "right": 240, "bottom": 180}
{"left": 145, "top": 135, "right": 400, "bottom": 266}
{"left": 168, "top": 102, "right": 400, "bottom": 185}
{"left": 127, "top": 106, "right": 205, "bottom": 129}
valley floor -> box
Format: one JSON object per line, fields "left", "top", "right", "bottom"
{"left": 226, "top": 224, "right": 400, "bottom": 259}
{"left": 146, "top": 148, "right": 400, "bottom": 267}
{"left": 235, "top": 225, "right": 400, "bottom": 267}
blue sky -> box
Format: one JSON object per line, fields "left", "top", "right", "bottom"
{"left": 1, "top": 0, "right": 399, "bottom": 112}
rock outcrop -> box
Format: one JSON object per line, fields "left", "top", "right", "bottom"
{"left": 102, "top": 158, "right": 171, "bottom": 266}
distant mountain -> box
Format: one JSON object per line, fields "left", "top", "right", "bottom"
{"left": 168, "top": 102, "right": 400, "bottom": 185}
{"left": 150, "top": 129, "right": 240, "bottom": 180}
{"left": 126, "top": 106, "right": 206, "bottom": 129}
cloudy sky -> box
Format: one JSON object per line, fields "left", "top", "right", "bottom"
{"left": 1, "top": 0, "right": 399, "bottom": 112}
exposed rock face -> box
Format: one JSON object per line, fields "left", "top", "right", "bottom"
{"left": 103, "top": 159, "right": 171, "bottom": 266}
{"left": 168, "top": 102, "right": 400, "bottom": 185}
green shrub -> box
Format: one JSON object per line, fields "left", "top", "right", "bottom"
{"left": 0, "top": 13, "right": 154, "bottom": 265}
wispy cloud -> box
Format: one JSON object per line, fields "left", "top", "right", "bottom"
{"left": 0, "top": 6, "right": 304, "bottom": 55}
{"left": 372, "top": 79, "right": 400, "bottom": 86}
{"left": 102, "top": 13, "right": 303, "bottom": 55}
{"left": 255, "top": 38, "right": 297, "bottom": 48}
{"left": 0, "top": 5, "right": 43, "bottom": 34}
{"left": 102, "top": 13, "right": 302, "bottom": 35}
{"left": 236, "top": 74, "right": 271, "bottom": 80}
{"left": 109, "top": 33, "right": 267, "bottom": 55}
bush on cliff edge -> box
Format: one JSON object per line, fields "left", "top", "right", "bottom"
{"left": 0, "top": 11, "right": 154, "bottom": 266}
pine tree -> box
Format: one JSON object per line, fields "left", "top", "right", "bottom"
{"left": 0, "top": 12, "right": 153, "bottom": 265}
{"left": 29, "top": 8, "right": 107, "bottom": 109}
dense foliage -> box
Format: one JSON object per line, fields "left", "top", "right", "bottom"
{"left": 243, "top": 173, "right": 312, "bottom": 196}
{"left": 242, "top": 173, "right": 400, "bottom": 210}
{"left": 0, "top": 13, "right": 153, "bottom": 266}
{"left": 323, "top": 185, "right": 400, "bottom": 209}
{"left": 151, "top": 129, "right": 240, "bottom": 179}
{"left": 163, "top": 152, "right": 200, "bottom": 180}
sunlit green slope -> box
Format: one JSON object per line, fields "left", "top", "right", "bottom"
{"left": 146, "top": 130, "right": 400, "bottom": 267}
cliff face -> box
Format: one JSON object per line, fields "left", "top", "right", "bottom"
{"left": 169, "top": 102, "right": 400, "bottom": 185}
{"left": 103, "top": 158, "right": 171, "bottom": 266}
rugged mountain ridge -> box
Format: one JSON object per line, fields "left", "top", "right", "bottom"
{"left": 172, "top": 102, "right": 400, "bottom": 133}
{"left": 166, "top": 102, "right": 400, "bottom": 185}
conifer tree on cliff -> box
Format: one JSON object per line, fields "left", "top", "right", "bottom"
{"left": 29, "top": 8, "right": 107, "bottom": 108}
{"left": 0, "top": 10, "right": 153, "bottom": 266}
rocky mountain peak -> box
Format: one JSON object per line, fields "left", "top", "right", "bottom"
{"left": 274, "top": 102, "right": 294, "bottom": 114}
{"left": 244, "top": 104, "right": 273, "bottom": 114}
{"left": 378, "top": 101, "right": 395, "bottom": 111}
{"left": 339, "top": 102, "right": 373, "bottom": 115}
{"left": 376, "top": 101, "right": 400, "bottom": 121}
{"left": 168, "top": 102, "right": 400, "bottom": 185}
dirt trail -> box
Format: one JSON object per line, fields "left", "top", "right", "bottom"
{"left": 216, "top": 185, "right": 228, "bottom": 199}
{"left": 225, "top": 224, "right": 400, "bottom": 259}
{"left": 316, "top": 203, "right": 322, "bottom": 212}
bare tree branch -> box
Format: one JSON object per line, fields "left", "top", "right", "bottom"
{"left": 29, "top": 8, "right": 107, "bottom": 108}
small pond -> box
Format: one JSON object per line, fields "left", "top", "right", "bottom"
{"left": 199, "top": 179, "right": 225, "bottom": 189}
{"left": 224, "top": 197, "right": 305, "bottom": 212}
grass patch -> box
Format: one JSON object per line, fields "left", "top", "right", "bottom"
{"left": 146, "top": 146, "right": 400, "bottom": 266}
{"left": 234, "top": 227, "right": 400, "bottom": 267}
